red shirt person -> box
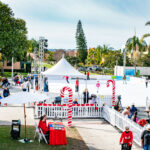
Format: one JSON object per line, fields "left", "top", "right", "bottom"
{"left": 87, "top": 72, "right": 90, "bottom": 80}
{"left": 63, "top": 76, "right": 69, "bottom": 84}
{"left": 38, "top": 114, "right": 49, "bottom": 142}
{"left": 75, "top": 78, "right": 79, "bottom": 92}
{"left": 120, "top": 126, "right": 133, "bottom": 149}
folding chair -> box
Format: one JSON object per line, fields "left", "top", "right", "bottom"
{"left": 34, "top": 122, "right": 48, "bottom": 144}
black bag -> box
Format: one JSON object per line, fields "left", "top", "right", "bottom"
{"left": 122, "top": 143, "right": 128, "bottom": 150}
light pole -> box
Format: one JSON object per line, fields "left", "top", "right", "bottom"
{"left": 116, "top": 56, "right": 118, "bottom": 76}
{"left": 134, "top": 58, "right": 136, "bottom": 76}
{"left": 123, "top": 47, "right": 127, "bottom": 76}
{"left": 11, "top": 56, "right": 14, "bottom": 81}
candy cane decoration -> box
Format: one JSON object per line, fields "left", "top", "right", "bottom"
{"left": 107, "top": 80, "right": 115, "bottom": 107}
{"left": 60, "top": 86, "right": 73, "bottom": 127}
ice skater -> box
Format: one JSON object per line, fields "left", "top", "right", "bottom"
{"left": 145, "top": 77, "right": 149, "bottom": 88}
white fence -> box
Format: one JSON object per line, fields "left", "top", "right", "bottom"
{"left": 102, "top": 106, "right": 144, "bottom": 146}
{"left": 35, "top": 104, "right": 102, "bottom": 119}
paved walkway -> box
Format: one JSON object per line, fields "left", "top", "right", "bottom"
{"left": 0, "top": 80, "right": 143, "bottom": 150}
{"left": 72, "top": 119, "right": 142, "bottom": 150}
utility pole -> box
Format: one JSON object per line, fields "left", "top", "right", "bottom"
{"left": 34, "top": 47, "right": 38, "bottom": 74}
{"left": 116, "top": 56, "right": 118, "bottom": 76}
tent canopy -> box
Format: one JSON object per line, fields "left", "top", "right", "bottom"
{"left": 42, "top": 57, "right": 83, "bottom": 76}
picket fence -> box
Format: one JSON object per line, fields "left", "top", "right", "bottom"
{"left": 102, "top": 106, "right": 144, "bottom": 146}
{"left": 35, "top": 104, "right": 102, "bottom": 119}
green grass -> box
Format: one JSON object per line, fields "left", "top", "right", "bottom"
{"left": 0, "top": 126, "right": 88, "bottom": 150}
{"left": 0, "top": 126, "right": 66, "bottom": 150}
{"left": 0, "top": 72, "right": 28, "bottom": 78}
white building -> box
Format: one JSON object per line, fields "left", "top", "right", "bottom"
{"left": 114, "top": 66, "right": 150, "bottom": 76}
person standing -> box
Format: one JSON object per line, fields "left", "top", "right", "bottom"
{"left": 141, "top": 124, "right": 150, "bottom": 150}
{"left": 130, "top": 104, "right": 137, "bottom": 118}
{"left": 122, "top": 106, "right": 130, "bottom": 118}
{"left": 120, "top": 126, "right": 133, "bottom": 150}
{"left": 75, "top": 78, "right": 79, "bottom": 92}
{"left": 123, "top": 75, "right": 127, "bottom": 84}
{"left": 87, "top": 72, "right": 90, "bottom": 80}
{"left": 44, "top": 77, "right": 49, "bottom": 92}
{"left": 3, "top": 87, "right": 10, "bottom": 98}
{"left": 83, "top": 89, "right": 89, "bottom": 104}
{"left": 146, "top": 77, "right": 149, "bottom": 88}
{"left": 66, "top": 76, "right": 69, "bottom": 84}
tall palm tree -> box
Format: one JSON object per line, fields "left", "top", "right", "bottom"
{"left": 126, "top": 36, "right": 139, "bottom": 59}
{"left": 141, "top": 21, "right": 150, "bottom": 41}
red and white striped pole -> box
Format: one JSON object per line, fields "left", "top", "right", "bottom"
{"left": 60, "top": 86, "right": 73, "bottom": 127}
{"left": 106, "top": 80, "right": 115, "bottom": 107}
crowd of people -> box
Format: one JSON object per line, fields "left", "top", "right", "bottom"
{"left": 113, "top": 99, "right": 150, "bottom": 149}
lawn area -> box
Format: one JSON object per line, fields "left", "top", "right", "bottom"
{"left": 0, "top": 126, "right": 88, "bottom": 150}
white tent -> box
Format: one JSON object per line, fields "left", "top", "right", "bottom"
{"left": 42, "top": 57, "right": 83, "bottom": 76}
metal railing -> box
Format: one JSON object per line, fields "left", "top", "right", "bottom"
{"left": 102, "top": 106, "right": 144, "bottom": 146}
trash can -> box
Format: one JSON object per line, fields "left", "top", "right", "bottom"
{"left": 10, "top": 120, "right": 21, "bottom": 139}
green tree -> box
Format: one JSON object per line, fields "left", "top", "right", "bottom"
{"left": 75, "top": 20, "right": 87, "bottom": 63}
{"left": 0, "top": 1, "right": 29, "bottom": 62}
{"left": 65, "top": 56, "right": 80, "bottom": 66}
{"left": 126, "top": 36, "right": 139, "bottom": 59}
{"left": 47, "top": 51, "right": 54, "bottom": 62}
{"left": 28, "top": 38, "right": 39, "bottom": 53}
{"left": 141, "top": 21, "right": 150, "bottom": 40}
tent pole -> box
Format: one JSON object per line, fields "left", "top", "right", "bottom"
{"left": 24, "top": 103, "right": 27, "bottom": 139}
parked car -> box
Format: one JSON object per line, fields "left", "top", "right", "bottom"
{"left": 87, "top": 67, "right": 92, "bottom": 71}
{"left": 96, "top": 67, "right": 103, "bottom": 71}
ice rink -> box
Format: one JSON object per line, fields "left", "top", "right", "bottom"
{"left": 47, "top": 77, "right": 149, "bottom": 107}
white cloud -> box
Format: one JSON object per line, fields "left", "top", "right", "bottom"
{"left": 1, "top": 0, "right": 150, "bottom": 49}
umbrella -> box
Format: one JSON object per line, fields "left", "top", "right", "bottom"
{"left": 1, "top": 91, "right": 48, "bottom": 142}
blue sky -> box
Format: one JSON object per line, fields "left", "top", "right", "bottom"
{"left": 1, "top": 0, "right": 150, "bottom": 49}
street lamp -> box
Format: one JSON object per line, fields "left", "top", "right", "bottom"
{"left": 122, "top": 45, "right": 126, "bottom": 76}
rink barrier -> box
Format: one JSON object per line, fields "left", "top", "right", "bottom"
{"left": 102, "top": 106, "right": 144, "bottom": 146}
{"left": 45, "top": 93, "right": 119, "bottom": 108}
{"left": 35, "top": 104, "right": 101, "bottom": 119}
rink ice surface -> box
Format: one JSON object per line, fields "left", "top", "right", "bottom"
{"left": 48, "top": 78, "right": 149, "bottom": 107}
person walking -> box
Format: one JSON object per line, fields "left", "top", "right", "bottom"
{"left": 3, "top": 87, "right": 10, "bottom": 98}
{"left": 75, "top": 78, "right": 79, "bottom": 92}
{"left": 87, "top": 72, "right": 90, "bottom": 80}
{"left": 146, "top": 77, "right": 149, "bottom": 88}
{"left": 141, "top": 124, "right": 150, "bottom": 150}
{"left": 120, "top": 126, "right": 133, "bottom": 150}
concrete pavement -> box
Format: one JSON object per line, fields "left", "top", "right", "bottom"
{"left": 72, "top": 119, "right": 142, "bottom": 150}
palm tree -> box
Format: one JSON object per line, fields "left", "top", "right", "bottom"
{"left": 126, "top": 36, "right": 139, "bottom": 59}
{"left": 141, "top": 21, "right": 150, "bottom": 40}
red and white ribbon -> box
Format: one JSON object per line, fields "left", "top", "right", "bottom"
{"left": 106, "top": 80, "right": 115, "bottom": 107}
{"left": 60, "top": 86, "right": 73, "bottom": 127}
